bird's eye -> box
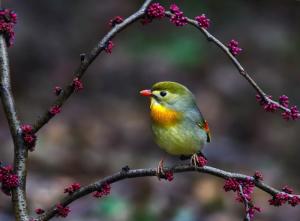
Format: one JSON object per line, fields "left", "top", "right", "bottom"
{"left": 160, "top": 91, "right": 167, "bottom": 97}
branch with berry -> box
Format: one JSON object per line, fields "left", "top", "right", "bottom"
{"left": 30, "top": 0, "right": 154, "bottom": 134}
{"left": 0, "top": 1, "right": 299, "bottom": 221}
{"left": 33, "top": 163, "right": 300, "bottom": 221}
{"left": 160, "top": 3, "right": 299, "bottom": 121}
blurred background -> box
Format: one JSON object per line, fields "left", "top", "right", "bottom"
{"left": 0, "top": 0, "right": 300, "bottom": 220}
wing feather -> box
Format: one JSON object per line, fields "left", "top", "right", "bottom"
{"left": 185, "top": 103, "right": 211, "bottom": 143}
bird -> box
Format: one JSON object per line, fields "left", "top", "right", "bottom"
{"left": 140, "top": 81, "right": 211, "bottom": 176}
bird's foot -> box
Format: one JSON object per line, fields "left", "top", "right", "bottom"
{"left": 191, "top": 153, "right": 199, "bottom": 167}
{"left": 190, "top": 153, "right": 208, "bottom": 167}
{"left": 156, "top": 159, "right": 165, "bottom": 180}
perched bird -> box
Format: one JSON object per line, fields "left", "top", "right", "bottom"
{"left": 140, "top": 81, "right": 210, "bottom": 175}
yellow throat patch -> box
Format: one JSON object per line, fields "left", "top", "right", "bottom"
{"left": 150, "top": 99, "right": 181, "bottom": 126}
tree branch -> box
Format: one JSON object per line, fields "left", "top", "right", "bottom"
{"left": 165, "top": 11, "right": 294, "bottom": 114}
{"left": 36, "top": 164, "right": 298, "bottom": 221}
{"left": 3, "top": 2, "right": 294, "bottom": 221}
{"left": 32, "top": 5, "right": 297, "bottom": 135}
{"left": 0, "top": 37, "right": 29, "bottom": 220}
{"left": 238, "top": 184, "right": 251, "bottom": 221}
{"left": 31, "top": 0, "right": 154, "bottom": 133}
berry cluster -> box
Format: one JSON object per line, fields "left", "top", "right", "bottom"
{"left": 93, "top": 183, "right": 111, "bottom": 198}
{"left": 247, "top": 206, "right": 261, "bottom": 220}
{"left": 164, "top": 171, "right": 174, "bottom": 182}
{"left": 105, "top": 40, "right": 114, "bottom": 54}
{"left": 256, "top": 94, "right": 299, "bottom": 120}
{"left": 21, "top": 124, "right": 37, "bottom": 151}
{"left": 169, "top": 4, "right": 187, "bottom": 27}
{"left": 54, "top": 86, "right": 62, "bottom": 96}
{"left": 281, "top": 106, "right": 299, "bottom": 121}
{"left": 35, "top": 208, "right": 45, "bottom": 215}
{"left": 0, "top": 8, "right": 17, "bottom": 47}
{"left": 253, "top": 171, "right": 263, "bottom": 181}
{"left": 195, "top": 14, "right": 210, "bottom": 29}
{"left": 223, "top": 177, "right": 260, "bottom": 220}
{"left": 141, "top": 3, "right": 165, "bottom": 25}
{"left": 197, "top": 156, "right": 208, "bottom": 167}
{"left": 64, "top": 182, "right": 81, "bottom": 195}
{"left": 0, "top": 163, "right": 19, "bottom": 195}
{"left": 49, "top": 105, "right": 61, "bottom": 116}
{"left": 109, "top": 16, "right": 124, "bottom": 27}
{"left": 56, "top": 204, "right": 71, "bottom": 218}
{"left": 72, "top": 77, "right": 83, "bottom": 92}
{"left": 147, "top": 3, "right": 165, "bottom": 19}
{"left": 268, "top": 186, "right": 300, "bottom": 207}
{"left": 228, "top": 39, "right": 242, "bottom": 56}
{"left": 256, "top": 95, "right": 278, "bottom": 112}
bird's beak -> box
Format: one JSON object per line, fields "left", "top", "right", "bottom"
{"left": 139, "top": 89, "right": 152, "bottom": 97}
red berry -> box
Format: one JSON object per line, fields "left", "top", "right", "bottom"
{"left": 228, "top": 39, "right": 242, "bottom": 56}
{"left": 109, "top": 16, "right": 124, "bottom": 27}
{"left": 195, "top": 14, "right": 210, "bottom": 29}
{"left": 72, "top": 78, "right": 83, "bottom": 92}
{"left": 93, "top": 183, "right": 111, "bottom": 198}
{"left": 49, "top": 105, "right": 61, "bottom": 115}
{"left": 56, "top": 204, "right": 70, "bottom": 218}
{"left": 105, "top": 40, "right": 114, "bottom": 54}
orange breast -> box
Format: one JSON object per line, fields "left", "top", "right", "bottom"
{"left": 150, "top": 102, "right": 181, "bottom": 126}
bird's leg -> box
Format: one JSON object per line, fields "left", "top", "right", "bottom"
{"left": 190, "top": 153, "right": 199, "bottom": 167}
{"left": 156, "top": 159, "right": 165, "bottom": 180}
{"left": 190, "top": 151, "right": 208, "bottom": 167}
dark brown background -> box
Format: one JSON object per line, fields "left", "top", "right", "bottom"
{"left": 0, "top": 0, "right": 300, "bottom": 220}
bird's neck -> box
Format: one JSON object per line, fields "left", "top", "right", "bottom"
{"left": 150, "top": 99, "right": 181, "bottom": 126}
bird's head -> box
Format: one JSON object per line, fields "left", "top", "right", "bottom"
{"left": 140, "top": 81, "right": 195, "bottom": 110}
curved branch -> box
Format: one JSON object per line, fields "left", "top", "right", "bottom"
{"left": 37, "top": 164, "right": 297, "bottom": 221}
{"left": 164, "top": 11, "right": 294, "bottom": 114}
{"left": 27, "top": 3, "right": 298, "bottom": 221}
{"left": 0, "top": 37, "right": 29, "bottom": 220}
{"left": 31, "top": 0, "right": 154, "bottom": 133}
{"left": 31, "top": 1, "right": 298, "bottom": 134}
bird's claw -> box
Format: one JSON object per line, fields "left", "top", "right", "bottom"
{"left": 156, "top": 159, "right": 165, "bottom": 180}
{"left": 191, "top": 153, "right": 199, "bottom": 167}
{"left": 190, "top": 152, "right": 208, "bottom": 168}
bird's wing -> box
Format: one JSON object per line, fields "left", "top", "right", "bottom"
{"left": 198, "top": 120, "right": 211, "bottom": 143}
{"left": 186, "top": 105, "right": 211, "bottom": 143}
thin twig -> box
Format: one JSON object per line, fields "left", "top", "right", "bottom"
{"left": 0, "top": 37, "right": 29, "bottom": 220}
{"left": 164, "top": 11, "right": 293, "bottom": 113}
{"left": 36, "top": 164, "right": 297, "bottom": 221}
{"left": 31, "top": 0, "right": 154, "bottom": 133}
{"left": 238, "top": 184, "right": 251, "bottom": 221}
